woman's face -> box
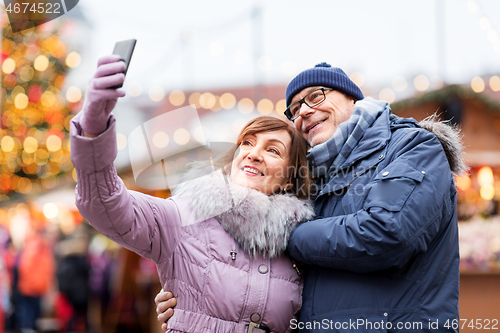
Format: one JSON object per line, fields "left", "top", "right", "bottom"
{"left": 230, "top": 130, "right": 292, "bottom": 195}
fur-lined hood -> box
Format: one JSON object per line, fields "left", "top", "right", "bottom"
{"left": 419, "top": 115, "right": 468, "bottom": 176}
{"left": 172, "top": 166, "right": 315, "bottom": 258}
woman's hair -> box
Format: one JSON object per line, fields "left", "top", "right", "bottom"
{"left": 217, "top": 116, "right": 312, "bottom": 200}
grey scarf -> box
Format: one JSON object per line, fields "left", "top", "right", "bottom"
{"left": 308, "top": 97, "right": 391, "bottom": 180}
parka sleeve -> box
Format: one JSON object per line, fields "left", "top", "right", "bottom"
{"left": 70, "top": 113, "right": 182, "bottom": 264}
{"left": 287, "top": 128, "right": 456, "bottom": 273}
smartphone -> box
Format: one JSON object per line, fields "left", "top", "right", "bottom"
{"left": 110, "top": 39, "right": 136, "bottom": 89}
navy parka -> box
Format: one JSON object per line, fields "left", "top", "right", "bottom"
{"left": 288, "top": 107, "right": 460, "bottom": 332}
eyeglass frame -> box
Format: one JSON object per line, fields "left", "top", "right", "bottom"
{"left": 284, "top": 87, "right": 334, "bottom": 122}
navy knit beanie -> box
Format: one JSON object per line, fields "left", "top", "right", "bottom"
{"left": 286, "top": 62, "right": 364, "bottom": 107}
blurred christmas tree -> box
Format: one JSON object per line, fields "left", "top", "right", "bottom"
{"left": 1, "top": 9, "right": 82, "bottom": 203}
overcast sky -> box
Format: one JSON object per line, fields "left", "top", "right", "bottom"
{"left": 72, "top": 0, "right": 500, "bottom": 97}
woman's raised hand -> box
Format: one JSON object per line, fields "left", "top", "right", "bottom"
{"left": 80, "top": 55, "right": 127, "bottom": 137}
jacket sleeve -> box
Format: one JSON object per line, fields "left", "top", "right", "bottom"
{"left": 288, "top": 128, "right": 455, "bottom": 273}
{"left": 70, "top": 113, "right": 182, "bottom": 264}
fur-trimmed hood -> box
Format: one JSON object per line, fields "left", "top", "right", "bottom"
{"left": 173, "top": 166, "right": 315, "bottom": 258}
{"left": 419, "top": 114, "right": 468, "bottom": 176}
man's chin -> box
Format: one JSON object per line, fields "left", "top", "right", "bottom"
{"left": 308, "top": 134, "right": 327, "bottom": 147}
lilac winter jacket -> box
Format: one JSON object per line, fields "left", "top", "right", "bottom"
{"left": 70, "top": 114, "right": 315, "bottom": 333}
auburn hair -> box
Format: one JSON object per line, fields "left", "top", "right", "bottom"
{"left": 217, "top": 116, "right": 312, "bottom": 200}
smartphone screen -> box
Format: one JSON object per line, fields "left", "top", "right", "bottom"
{"left": 111, "top": 39, "right": 136, "bottom": 89}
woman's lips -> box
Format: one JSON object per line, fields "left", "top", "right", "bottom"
{"left": 242, "top": 166, "right": 264, "bottom": 176}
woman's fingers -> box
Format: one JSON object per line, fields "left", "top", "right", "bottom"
{"left": 156, "top": 297, "right": 177, "bottom": 315}
{"left": 94, "top": 61, "right": 126, "bottom": 79}
{"left": 97, "top": 54, "right": 122, "bottom": 67}
{"left": 154, "top": 289, "right": 172, "bottom": 305}
{"left": 92, "top": 73, "right": 125, "bottom": 90}
{"left": 157, "top": 307, "right": 175, "bottom": 325}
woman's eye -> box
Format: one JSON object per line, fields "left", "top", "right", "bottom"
{"left": 241, "top": 141, "right": 252, "bottom": 146}
{"left": 268, "top": 148, "right": 279, "bottom": 155}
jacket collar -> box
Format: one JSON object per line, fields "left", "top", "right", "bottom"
{"left": 172, "top": 166, "right": 315, "bottom": 258}
{"left": 339, "top": 106, "right": 392, "bottom": 170}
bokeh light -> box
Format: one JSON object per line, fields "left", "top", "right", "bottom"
{"left": 257, "top": 99, "right": 274, "bottom": 115}
{"left": 46, "top": 135, "right": 62, "bottom": 152}
{"left": 489, "top": 76, "right": 500, "bottom": 92}
{"left": 128, "top": 81, "right": 143, "bottom": 97}
{"left": 117, "top": 133, "right": 127, "bottom": 150}
{"left": 1, "top": 136, "right": 15, "bottom": 152}
{"left": 149, "top": 86, "right": 165, "bottom": 102}
{"left": 174, "top": 128, "right": 190, "bottom": 145}
{"left": 169, "top": 90, "right": 185, "bottom": 106}
{"left": 2, "top": 58, "right": 16, "bottom": 74}
{"left": 471, "top": 77, "right": 485, "bottom": 93}
{"left": 152, "top": 131, "right": 169, "bottom": 148}
{"left": 349, "top": 72, "right": 365, "bottom": 88}
{"left": 14, "top": 93, "right": 29, "bottom": 109}
{"left": 220, "top": 93, "right": 236, "bottom": 109}
{"left": 455, "top": 175, "right": 471, "bottom": 191}
{"left": 66, "top": 51, "right": 81, "bottom": 68}
{"left": 379, "top": 88, "right": 395, "bottom": 104}
{"left": 480, "top": 184, "right": 495, "bottom": 201}
{"left": 34, "top": 55, "right": 49, "bottom": 71}
{"left": 43, "top": 203, "right": 59, "bottom": 219}
{"left": 414, "top": 75, "right": 429, "bottom": 91}
{"left": 478, "top": 166, "right": 494, "bottom": 186}
{"left": 238, "top": 98, "right": 254, "bottom": 114}
{"left": 23, "top": 137, "right": 38, "bottom": 154}
{"left": 199, "top": 92, "right": 216, "bottom": 109}
{"left": 41, "top": 91, "right": 56, "bottom": 107}
{"left": 193, "top": 126, "right": 208, "bottom": 143}
{"left": 66, "top": 86, "right": 82, "bottom": 103}
{"left": 188, "top": 92, "right": 201, "bottom": 108}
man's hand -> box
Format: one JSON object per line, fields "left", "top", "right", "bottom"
{"left": 155, "top": 289, "right": 177, "bottom": 331}
{"left": 80, "top": 55, "right": 126, "bottom": 137}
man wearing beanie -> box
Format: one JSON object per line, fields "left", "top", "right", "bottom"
{"left": 155, "top": 63, "right": 464, "bottom": 332}
{"left": 285, "top": 63, "right": 463, "bottom": 332}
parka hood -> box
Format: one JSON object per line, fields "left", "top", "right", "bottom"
{"left": 419, "top": 115, "right": 468, "bottom": 176}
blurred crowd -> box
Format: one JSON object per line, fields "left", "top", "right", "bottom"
{"left": 0, "top": 201, "right": 149, "bottom": 333}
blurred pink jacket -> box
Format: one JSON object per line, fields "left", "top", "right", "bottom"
{"left": 70, "top": 114, "right": 315, "bottom": 333}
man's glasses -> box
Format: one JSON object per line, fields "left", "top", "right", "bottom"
{"left": 284, "top": 88, "right": 333, "bottom": 121}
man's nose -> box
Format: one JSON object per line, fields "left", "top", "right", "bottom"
{"left": 298, "top": 102, "right": 315, "bottom": 118}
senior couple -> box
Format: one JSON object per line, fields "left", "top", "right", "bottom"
{"left": 71, "top": 57, "right": 464, "bottom": 332}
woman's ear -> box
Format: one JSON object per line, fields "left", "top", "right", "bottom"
{"left": 283, "top": 183, "right": 293, "bottom": 192}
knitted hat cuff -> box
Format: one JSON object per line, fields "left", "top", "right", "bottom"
{"left": 286, "top": 63, "right": 364, "bottom": 106}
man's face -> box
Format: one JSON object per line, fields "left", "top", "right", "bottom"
{"left": 291, "top": 87, "right": 355, "bottom": 146}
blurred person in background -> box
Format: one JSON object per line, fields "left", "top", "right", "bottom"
{"left": 87, "top": 234, "right": 116, "bottom": 333}
{"left": 16, "top": 224, "right": 55, "bottom": 333}
{"left": 55, "top": 224, "right": 91, "bottom": 333}
{"left": 0, "top": 227, "right": 12, "bottom": 333}
{"left": 2, "top": 236, "right": 17, "bottom": 333}
{"left": 157, "top": 63, "right": 466, "bottom": 333}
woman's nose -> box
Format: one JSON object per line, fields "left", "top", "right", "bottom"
{"left": 246, "top": 148, "right": 263, "bottom": 162}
